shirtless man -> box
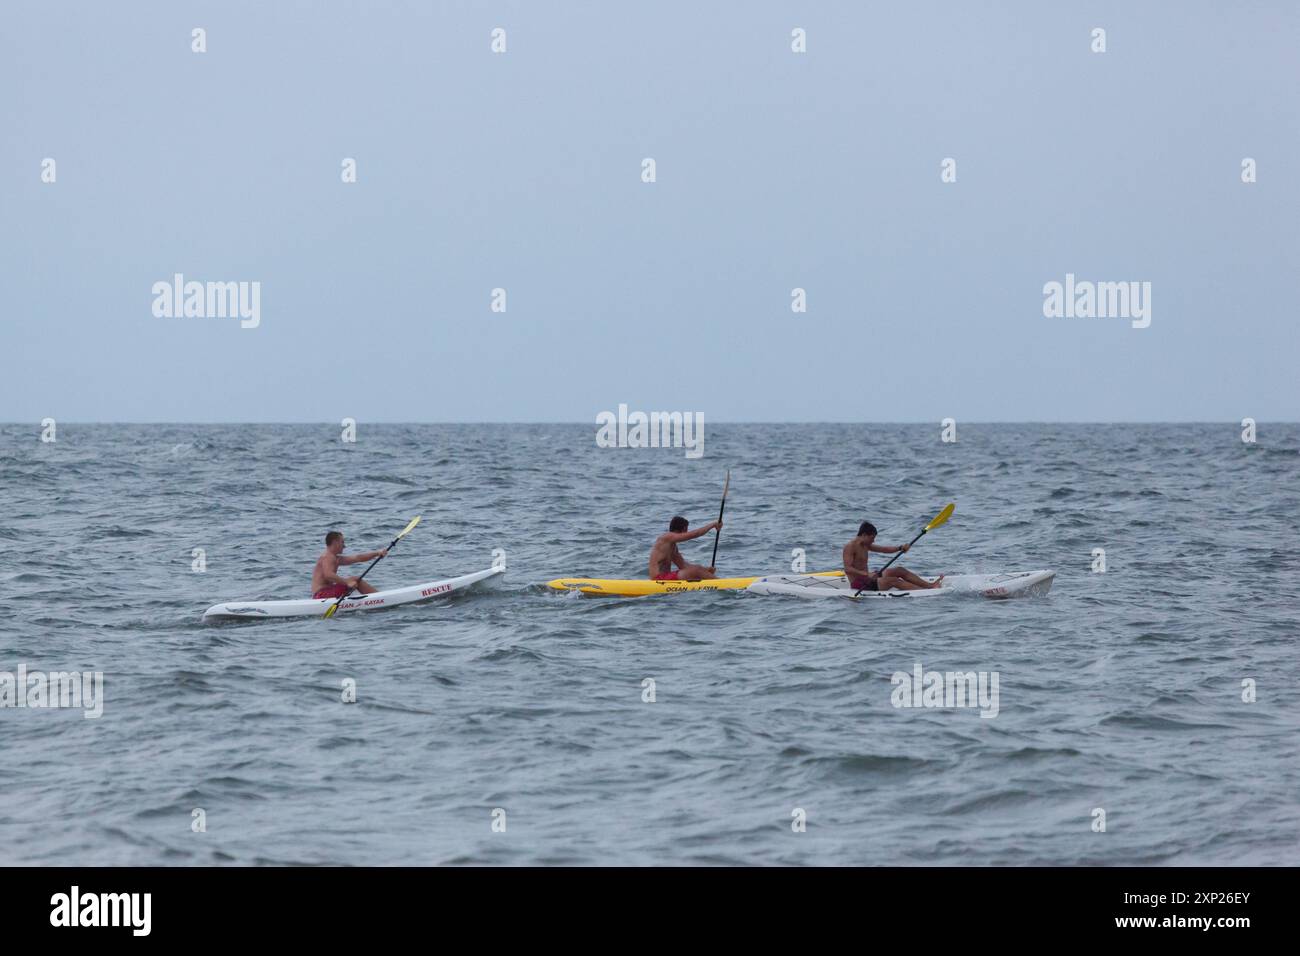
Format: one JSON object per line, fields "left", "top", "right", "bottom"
{"left": 648, "top": 516, "right": 723, "bottom": 581}
{"left": 311, "top": 530, "right": 388, "bottom": 599}
{"left": 843, "top": 521, "right": 943, "bottom": 592}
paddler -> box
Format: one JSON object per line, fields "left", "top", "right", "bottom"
{"left": 311, "top": 530, "right": 388, "bottom": 599}
{"left": 649, "top": 516, "right": 723, "bottom": 581}
{"left": 843, "top": 521, "right": 943, "bottom": 592}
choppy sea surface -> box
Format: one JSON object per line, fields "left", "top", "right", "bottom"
{"left": 0, "top": 423, "right": 1297, "bottom": 866}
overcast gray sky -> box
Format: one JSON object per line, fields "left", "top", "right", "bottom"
{"left": 2, "top": 1, "right": 1296, "bottom": 422}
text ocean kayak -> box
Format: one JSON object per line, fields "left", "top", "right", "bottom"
{"left": 202, "top": 566, "right": 504, "bottom": 621}
{"left": 747, "top": 570, "right": 1055, "bottom": 600}
{"left": 546, "top": 571, "right": 841, "bottom": 597}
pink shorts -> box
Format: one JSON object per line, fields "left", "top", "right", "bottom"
{"left": 653, "top": 572, "right": 680, "bottom": 581}
{"left": 313, "top": 583, "right": 350, "bottom": 599}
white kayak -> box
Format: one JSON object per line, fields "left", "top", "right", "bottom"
{"left": 202, "top": 566, "right": 504, "bottom": 621}
{"left": 747, "top": 570, "right": 1055, "bottom": 600}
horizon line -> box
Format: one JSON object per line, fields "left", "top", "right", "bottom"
{"left": 3, "top": 420, "right": 1295, "bottom": 427}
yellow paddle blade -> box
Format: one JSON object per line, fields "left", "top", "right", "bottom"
{"left": 397, "top": 515, "right": 422, "bottom": 539}
{"left": 322, "top": 603, "right": 337, "bottom": 619}
{"left": 926, "top": 502, "right": 955, "bottom": 531}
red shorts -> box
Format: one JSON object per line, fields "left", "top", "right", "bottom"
{"left": 313, "top": 583, "right": 351, "bottom": 599}
{"left": 850, "top": 576, "right": 877, "bottom": 591}
{"left": 653, "top": 572, "right": 679, "bottom": 581}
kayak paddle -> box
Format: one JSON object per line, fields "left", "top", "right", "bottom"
{"left": 709, "top": 470, "right": 730, "bottom": 569}
{"left": 854, "top": 502, "right": 954, "bottom": 596}
{"left": 323, "top": 515, "right": 422, "bottom": 619}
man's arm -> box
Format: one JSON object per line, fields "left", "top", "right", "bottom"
{"left": 869, "top": 543, "right": 909, "bottom": 554}
{"left": 339, "top": 549, "right": 388, "bottom": 565}
{"left": 665, "top": 521, "right": 721, "bottom": 544}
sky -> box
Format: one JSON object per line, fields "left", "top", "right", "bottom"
{"left": 2, "top": 1, "right": 1297, "bottom": 422}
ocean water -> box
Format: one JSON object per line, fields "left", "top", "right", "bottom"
{"left": 1, "top": 422, "right": 1297, "bottom": 865}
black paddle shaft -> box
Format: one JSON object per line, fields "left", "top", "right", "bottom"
{"left": 710, "top": 494, "right": 727, "bottom": 568}
{"left": 877, "top": 528, "right": 927, "bottom": 573}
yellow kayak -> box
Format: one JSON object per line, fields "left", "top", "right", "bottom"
{"left": 546, "top": 571, "right": 842, "bottom": 597}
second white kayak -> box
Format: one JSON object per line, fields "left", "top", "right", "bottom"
{"left": 202, "top": 566, "right": 504, "bottom": 621}
{"left": 747, "top": 570, "right": 1055, "bottom": 600}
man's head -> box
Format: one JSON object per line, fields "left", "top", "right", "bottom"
{"left": 325, "top": 530, "right": 344, "bottom": 553}
{"left": 669, "top": 516, "right": 689, "bottom": 533}
{"left": 857, "top": 521, "right": 877, "bottom": 541}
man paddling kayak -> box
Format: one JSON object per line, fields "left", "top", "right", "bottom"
{"left": 649, "top": 516, "right": 723, "bottom": 581}
{"left": 312, "top": 531, "right": 388, "bottom": 599}
{"left": 843, "top": 522, "right": 943, "bottom": 592}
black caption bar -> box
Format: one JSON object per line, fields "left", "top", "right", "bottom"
{"left": 1, "top": 866, "right": 1276, "bottom": 942}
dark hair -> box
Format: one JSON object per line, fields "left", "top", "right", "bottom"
{"left": 669, "top": 516, "right": 688, "bottom": 532}
{"left": 858, "top": 522, "right": 877, "bottom": 537}
{"left": 325, "top": 531, "right": 343, "bottom": 546}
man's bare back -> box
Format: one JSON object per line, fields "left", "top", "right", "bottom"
{"left": 311, "top": 531, "right": 387, "bottom": 598}
{"left": 842, "top": 520, "right": 941, "bottom": 592}
{"left": 649, "top": 516, "right": 722, "bottom": 581}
